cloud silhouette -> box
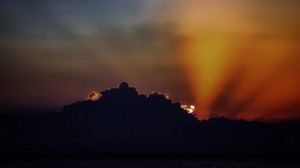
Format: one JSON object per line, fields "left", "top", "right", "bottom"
{"left": 0, "top": 82, "right": 300, "bottom": 155}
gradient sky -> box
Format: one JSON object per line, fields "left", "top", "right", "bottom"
{"left": 0, "top": 0, "right": 299, "bottom": 121}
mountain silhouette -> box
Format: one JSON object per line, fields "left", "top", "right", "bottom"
{"left": 0, "top": 82, "right": 300, "bottom": 155}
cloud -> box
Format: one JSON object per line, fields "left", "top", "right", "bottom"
{"left": 0, "top": 21, "right": 193, "bottom": 110}
{"left": 2, "top": 82, "right": 300, "bottom": 154}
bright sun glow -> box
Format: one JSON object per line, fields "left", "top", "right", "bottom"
{"left": 181, "top": 105, "right": 195, "bottom": 114}
{"left": 86, "top": 91, "right": 101, "bottom": 101}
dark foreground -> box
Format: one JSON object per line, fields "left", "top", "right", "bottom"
{"left": 1, "top": 83, "right": 300, "bottom": 155}
{"left": 1, "top": 155, "right": 300, "bottom": 168}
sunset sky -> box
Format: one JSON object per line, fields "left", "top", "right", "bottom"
{"left": 0, "top": 0, "right": 299, "bottom": 121}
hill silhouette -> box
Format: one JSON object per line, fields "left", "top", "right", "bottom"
{"left": 0, "top": 82, "right": 300, "bottom": 155}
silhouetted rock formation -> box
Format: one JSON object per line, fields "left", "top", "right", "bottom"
{"left": 1, "top": 82, "right": 300, "bottom": 155}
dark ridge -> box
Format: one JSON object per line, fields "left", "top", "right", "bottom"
{"left": 0, "top": 82, "right": 300, "bottom": 155}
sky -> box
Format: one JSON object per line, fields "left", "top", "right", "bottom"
{"left": 0, "top": 0, "right": 299, "bottom": 121}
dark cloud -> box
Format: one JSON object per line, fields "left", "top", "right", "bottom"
{"left": 1, "top": 82, "right": 300, "bottom": 155}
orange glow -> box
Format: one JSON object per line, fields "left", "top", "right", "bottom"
{"left": 86, "top": 91, "right": 101, "bottom": 101}
{"left": 181, "top": 105, "right": 195, "bottom": 114}
{"left": 2, "top": 0, "right": 300, "bottom": 122}
{"left": 155, "top": 0, "right": 300, "bottom": 121}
